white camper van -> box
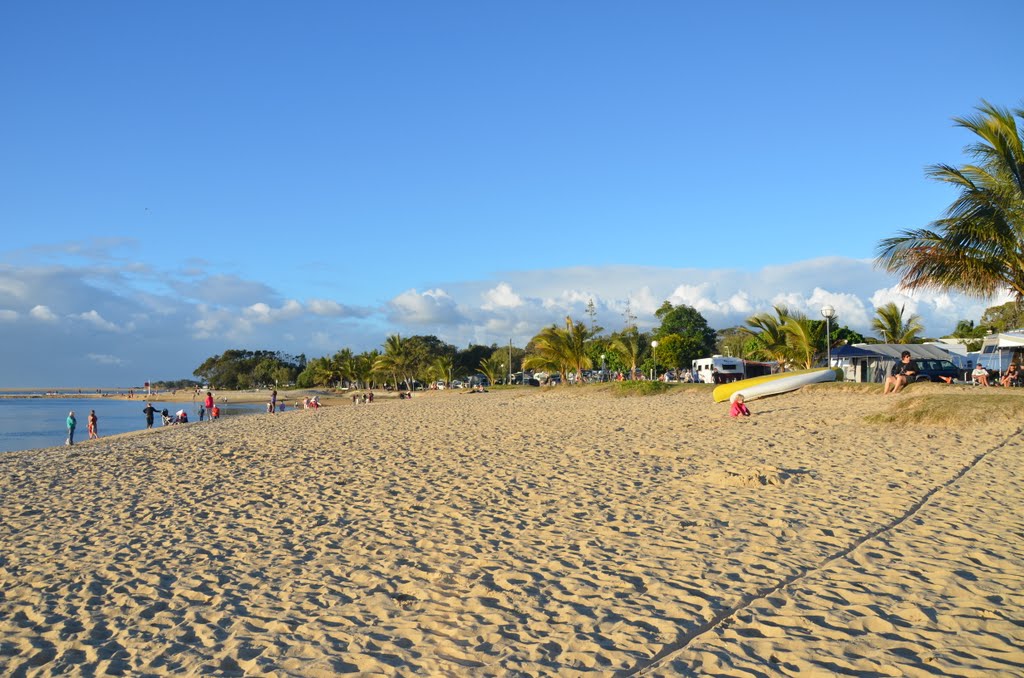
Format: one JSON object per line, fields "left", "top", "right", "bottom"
{"left": 692, "top": 356, "right": 745, "bottom": 384}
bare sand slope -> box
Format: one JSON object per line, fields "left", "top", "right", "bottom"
{"left": 1, "top": 387, "right": 1021, "bottom": 676}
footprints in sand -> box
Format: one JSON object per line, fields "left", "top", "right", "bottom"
{"left": 1, "top": 390, "right": 1021, "bottom": 675}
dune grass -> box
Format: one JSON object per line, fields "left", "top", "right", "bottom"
{"left": 866, "top": 391, "right": 1024, "bottom": 427}
{"left": 804, "top": 382, "right": 880, "bottom": 396}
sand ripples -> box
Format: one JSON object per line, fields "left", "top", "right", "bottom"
{"left": 1, "top": 388, "right": 1022, "bottom": 675}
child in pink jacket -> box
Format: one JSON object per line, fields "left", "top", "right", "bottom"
{"left": 730, "top": 394, "right": 751, "bottom": 417}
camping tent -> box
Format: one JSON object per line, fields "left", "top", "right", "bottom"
{"left": 829, "top": 344, "right": 883, "bottom": 383}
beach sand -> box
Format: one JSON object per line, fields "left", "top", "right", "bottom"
{"left": 1, "top": 385, "right": 1022, "bottom": 676}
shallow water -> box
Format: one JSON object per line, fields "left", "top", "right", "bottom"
{"left": 0, "top": 397, "right": 263, "bottom": 453}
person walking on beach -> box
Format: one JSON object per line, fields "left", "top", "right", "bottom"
{"left": 143, "top": 402, "right": 158, "bottom": 429}
{"left": 204, "top": 391, "right": 214, "bottom": 421}
{"left": 87, "top": 409, "right": 99, "bottom": 439}
{"left": 66, "top": 411, "right": 76, "bottom": 446}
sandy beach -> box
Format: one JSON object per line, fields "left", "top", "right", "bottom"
{"left": 1, "top": 384, "right": 1022, "bottom": 676}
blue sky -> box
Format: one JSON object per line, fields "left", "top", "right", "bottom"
{"left": 1, "top": 2, "right": 1021, "bottom": 386}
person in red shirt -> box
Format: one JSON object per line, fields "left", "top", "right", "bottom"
{"left": 204, "top": 391, "right": 214, "bottom": 421}
{"left": 730, "top": 394, "right": 751, "bottom": 417}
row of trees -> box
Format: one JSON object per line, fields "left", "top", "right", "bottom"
{"left": 292, "top": 337, "right": 523, "bottom": 391}
{"left": 193, "top": 297, "right": 1014, "bottom": 390}
{"left": 193, "top": 350, "right": 306, "bottom": 390}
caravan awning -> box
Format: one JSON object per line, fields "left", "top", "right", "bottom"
{"left": 854, "top": 343, "right": 956, "bottom": 360}
{"left": 987, "top": 331, "right": 1024, "bottom": 348}
{"left": 831, "top": 344, "right": 882, "bottom": 358}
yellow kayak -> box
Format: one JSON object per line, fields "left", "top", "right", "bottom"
{"left": 712, "top": 368, "right": 835, "bottom": 403}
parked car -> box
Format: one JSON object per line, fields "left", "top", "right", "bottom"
{"left": 912, "top": 359, "right": 960, "bottom": 383}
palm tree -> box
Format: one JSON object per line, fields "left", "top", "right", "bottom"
{"left": 744, "top": 305, "right": 793, "bottom": 369}
{"left": 429, "top": 355, "right": 457, "bottom": 387}
{"left": 877, "top": 101, "right": 1024, "bottom": 301}
{"left": 610, "top": 329, "right": 645, "bottom": 378}
{"left": 478, "top": 355, "right": 505, "bottom": 386}
{"left": 354, "top": 351, "right": 378, "bottom": 389}
{"left": 781, "top": 310, "right": 824, "bottom": 370}
{"left": 561, "top": 316, "right": 593, "bottom": 382}
{"left": 872, "top": 302, "right": 924, "bottom": 343}
{"left": 523, "top": 316, "right": 593, "bottom": 383}
{"left": 375, "top": 334, "right": 414, "bottom": 390}
{"left": 524, "top": 324, "right": 570, "bottom": 382}
{"left": 330, "top": 348, "right": 356, "bottom": 388}
{"left": 306, "top": 356, "right": 336, "bottom": 388}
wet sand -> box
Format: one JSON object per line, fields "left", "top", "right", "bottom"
{"left": 1, "top": 385, "right": 1022, "bottom": 675}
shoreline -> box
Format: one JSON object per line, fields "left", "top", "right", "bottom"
{"left": 0, "top": 387, "right": 370, "bottom": 406}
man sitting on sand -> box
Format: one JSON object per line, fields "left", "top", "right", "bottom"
{"left": 883, "top": 351, "right": 916, "bottom": 395}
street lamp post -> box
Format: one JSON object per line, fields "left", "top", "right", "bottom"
{"left": 651, "top": 340, "right": 659, "bottom": 381}
{"left": 600, "top": 353, "right": 606, "bottom": 382}
{"left": 821, "top": 305, "right": 836, "bottom": 368}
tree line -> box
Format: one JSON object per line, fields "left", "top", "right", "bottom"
{"left": 190, "top": 298, "right": 1011, "bottom": 390}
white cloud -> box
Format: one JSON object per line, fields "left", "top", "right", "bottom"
{"left": 75, "top": 310, "right": 122, "bottom": 332}
{"left": 0, "top": 251, "right": 1012, "bottom": 387}
{"left": 0, "top": 277, "right": 28, "bottom": 300}
{"left": 308, "top": 299, "right": 345, "bottom": 316}
{"left": 30, "top": 305, "right": 57, "bottom": 321}
{"left": 388, "top": 288, "right": 465, "bottom": 325}
{"left": 246, "top": 302, "right": 272, "bottom": 321}
{"left": 482, "top": 283, "right": 523, "bottom": 310}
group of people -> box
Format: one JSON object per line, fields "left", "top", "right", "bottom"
{"left": 971, "top": 362, "right": 1019, "bottom": 388}
{"left": 141, "top": 394, "right": 221, "bottom": 430}
{"left": 65, "top": 409, "right": 99, "bottom": 446}
{"left": 351, "top": 392, "right": 374, "bottom": 404}
{"left": 885, "top": 350, "right": 1021, "bottom": 394}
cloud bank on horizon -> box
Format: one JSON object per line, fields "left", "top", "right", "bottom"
{"left": 0, "top": 243, "right": 1001, "bottom": 387}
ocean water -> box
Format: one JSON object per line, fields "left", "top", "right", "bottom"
{"left": 0, "top": 398, "right": 264, "bottom": 454}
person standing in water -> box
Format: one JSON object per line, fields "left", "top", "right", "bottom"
{"left": 66, "top": 411, "right": 77, "bottom": 446}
